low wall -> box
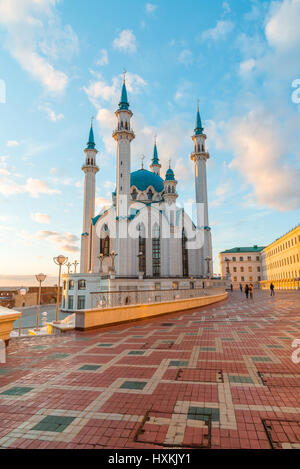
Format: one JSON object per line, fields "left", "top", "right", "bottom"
{"left": 75, "top": 290, "right": 227, "bottom": 330}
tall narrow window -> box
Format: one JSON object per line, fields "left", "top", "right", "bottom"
{"left": 182, "top": 228, "right": 189, "bottom": 277}
{"left": 152, "top": 225, "right": 160, "bottom": 277}
{"left": 138, "top": 224, "right": 146, "bottom": 273}
{"left": 100, "top": 224, "right": 110, "bottom": 257}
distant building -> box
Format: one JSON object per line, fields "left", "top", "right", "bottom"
{"left": 0, "top": 287, "right": 58, "bottom": 309}
{"left": 219, "top": 246, "right": 265, "bottom": 289}
{"left": 260, "top": 224, "right": 300, "bottom": 290}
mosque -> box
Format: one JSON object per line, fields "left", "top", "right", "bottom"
{"left": 62, "top": 78, "right": 213, "bottom": 311}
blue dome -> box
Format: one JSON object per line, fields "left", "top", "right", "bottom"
{"left": 130, "top": 169, "right": 164, "bottom": 192}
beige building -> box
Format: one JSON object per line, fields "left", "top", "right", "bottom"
{"left": 219, "top": 246, "right": 265, "bottom": 289}
{"left": 260, "top": 224, "right": 300, "bottom": 290}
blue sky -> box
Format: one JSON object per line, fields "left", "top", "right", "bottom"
{"left": 0, "top": 0, "right": 299, "bottom": 285}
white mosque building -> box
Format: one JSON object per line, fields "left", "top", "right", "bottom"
{"left": 62, "top": 78, "right": 213, "bottom": 311}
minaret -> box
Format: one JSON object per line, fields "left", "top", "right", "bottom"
{"left": 190, "top": 103, "right": 213, "bottom": 276}
{"left": 163, "top": 162, "right": 178, "bottom": 204}
{"left": 112, "top": 75, "right": 135, "bottom": 218}
{"left": 150, "top": 136, "right": 161, "bottom": 176}
{"left": 80, "top": 121, "right": 99, "bottom": 273}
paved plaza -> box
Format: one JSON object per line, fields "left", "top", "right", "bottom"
{"left": 1, "top": 291, "right": 300, "bottom": 449}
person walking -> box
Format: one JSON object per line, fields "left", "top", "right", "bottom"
{"left": 245, "top": 284, "right": 249, "bottom": 299}
{"left": 249, "top": 283, "right": 253, "bottom": 299}
{"left": 270, "top": 282, "right": 275, "bottom": 296}
{"left": 239, "top": 283, "right": 243, "bottom": 294}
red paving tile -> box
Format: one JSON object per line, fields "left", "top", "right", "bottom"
{"left": 1, "top": 291, "right": 300, "bottom": 449}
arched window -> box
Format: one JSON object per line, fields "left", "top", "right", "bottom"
{"left": 168, "top": 186, "right": 171, "bottom": 193}
{"left": 147, "top": 188, "right": 153, "bottom": 200}
{"left": 69, "top": 280, "right": 74, "bottom": 290}
{"left": 100, "top": 224, "right": 110, "bottom": 257}
{"left": 125, "top": 121, "right": 128, "bottom": 130}
{"left": 182, "top": 228, "right": 189, "bottom": 277}
{"left": 132, "top": 188, "right": 138, "bottom": 200}
{"left": 172, "top": 186, "right": 175, "bottom": 193}
{"left": 152, "top": 224, "right": 160, "bottom": 278}
{"left": 138, "top": 224, "right": 146, "bottom": 273}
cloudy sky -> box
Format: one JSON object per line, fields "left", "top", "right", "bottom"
{"left": 0, "top": 0, "right": 299, "bottom": 285}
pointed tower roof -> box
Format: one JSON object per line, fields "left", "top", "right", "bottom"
{"left": 165, "top": 161, "right": 175, "bottom": 181}
{"left": 194, "top": 102, "right": 204, "bottom": 135}
{"left": 86, "top": 120, "right": 96, "bottom": 150}
{"left": 118, "top": 75, "right": 129, "bottom": 110}
{"left": 152, "top": 137, "right": 160, "bottom": 165}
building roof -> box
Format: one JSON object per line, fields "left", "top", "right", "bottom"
{"left": 165, "top": 167, "right": 175, "bottom": 181}
{"left": 118, "top": 81, "right": 129, "bottom": 110}
{"left": 130, "top": 169, "right": 164, "bottom": 192}
{"left": 152, "top": 140, "right": 160, "bottom": 165}
{"left": 86, "top": 124, "right": 96, "bottom": 150}
{"left": 220, "top": 246, "right": 265, "bottom": 254}
{"left": 194, "top": 104, "right": 204, "bottom": 135}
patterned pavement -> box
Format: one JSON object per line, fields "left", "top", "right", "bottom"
{"left": 1, "top": 290, "right": 300, "bottom": 449}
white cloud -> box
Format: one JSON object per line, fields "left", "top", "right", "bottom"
{"left": 84, "top": 72, "right": 147, "bottom": 109}
{"left": 31, "top": 212, "right": 51, "bottom": 224}
{"left": 228, "top": 109, "right": 300, "bottom": 211}
{"left": 178, "top": 49, "right": 194, "bottom": 66}
{"left": 95, "top": 196, "right": 112, "bottom": 210}
{"left": 239, "top": 58, "right": 256, "bottom": 76}
{"left": 113, "top": 29, "right": 137, "bottom": 54}
{"left": 35, "top": 230, "right": 79, "bottom": 253}
{"left": 265, "top": 0, "right": 300, "bottom": 50}
{"left": 0, "top": 176, "right": 61, "bottom": 198}
{"left": 38, "top": 103, "right": 64, "bottom": 121}
{"left": 0, "top": 0, "right": 77, "bottom": 93}
{"left": 222, "top": 1, "right": 231, "bottom": 13}
{"left": 202, "top": 20, "right": 234, "bottom": 41}
{"left": 7, "top": 140, "right": 19, "bottom": 147}
{"left": 211, "top": 181, "right": 231, "bottom": 207}
{"left": 96, "top": 48, "right": 108, "bottom": 66}
{"left": 145, "top": 3, "right": 157, "bottom": 13}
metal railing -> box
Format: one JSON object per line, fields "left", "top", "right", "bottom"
{"left": 90, "top": 285, "right": 225, "bottom": 310}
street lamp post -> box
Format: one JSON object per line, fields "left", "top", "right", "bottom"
{"left": 224, "top": 257, "right": 232, "bottom": 291}
{"left": 73, "top": 260, "right": 79, "bottom": 273}
{"left": 53, "top": 255, "right": 68, "bottom": 322}
{"left": 35, "top": 273, "right": 47, "bottom": 331}
{"left": 18, "top": 288, "right": 28, "bottom": 337}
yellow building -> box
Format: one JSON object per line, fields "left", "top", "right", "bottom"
{"left": 260, "top": 224, "right": 300, "bottom": 290}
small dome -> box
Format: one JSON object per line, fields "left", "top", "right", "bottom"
{"left": 165, "top": 167, "right": 175, "bottom": 181}
{"left": 130, "top": 169, "right": 164, "bottom": 193}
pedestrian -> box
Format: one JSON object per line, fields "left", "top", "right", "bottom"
{"left": 270, "top": 283, "right": 275, "bottom": 296}
{"left": 245, "top": 284, "right": 249, "bottom": 299}
{"left": 239, "top": 283, "right": 243, "bottom": 293}
{"left": 249, "top": 283, "right": 253, "bottom": 299}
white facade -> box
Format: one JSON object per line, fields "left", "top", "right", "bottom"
{"left": 62, "top": 81, "right": 213, "bottom": 311}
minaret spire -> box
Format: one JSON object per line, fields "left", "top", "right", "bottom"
{"left": 194, "top": 100, "right": 204, "bottom": 135}
{"left": 80, "top": 121, "right": 99, "bottom": 273}
{"left": 119, "top": 70, "right": 129, "bottom": 110}
{"left": 112, "top": 75, "right": 135, "bottom": 277}
{"left": 150, "top": 135, "right": 161, "bottom": 176}
{"left": 190, "top": 103, "right": 213, "bottom": 277}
